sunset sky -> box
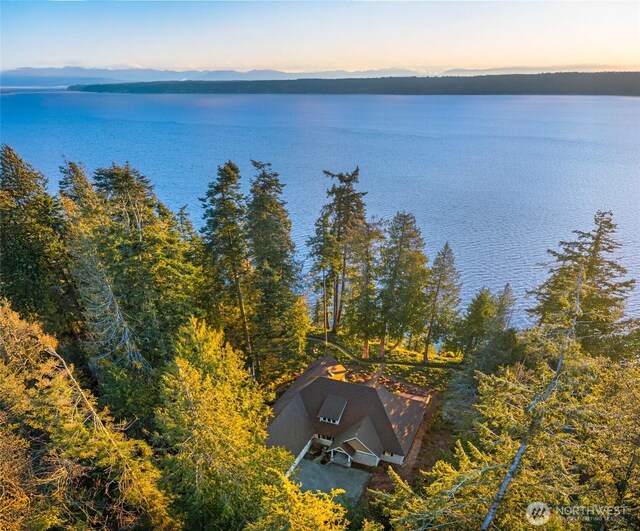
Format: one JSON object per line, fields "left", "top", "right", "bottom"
{"left": 1, "top": 1, "right": 638, "bottom": 73}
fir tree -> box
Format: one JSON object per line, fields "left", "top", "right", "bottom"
{"left": 423, "top": 242, "right": 461, "bottom": 362}
{"left": 92, "top": 162, "right": 201, "bottom": 365}
{"left": 494, "top": 282, "right": 516, "bottom": 330}
{"left": 248, "top": 472, "right": 349, "bottom": 530}
{"left": 61, "top": 161, "right": 200, "bottom": 427}
{"left": 309, "top": 168, "right": 367, "bottom": 334}
{"left": 454, "top": 288, "right": 497, "bottom": 354}
{"left": 344, "top": 219, "right": 383, "bottom": 359}
{"left": 246, "top": 161, "right": 307, "bottom": 381}
{"left": 201, "top": 161, "right": 256, "bottom": 375}
{"left": 0, "top": 145, "right": 76, "bottom": 333}
{"left": 529, "top": 210, "right": 635, "bottom": 358}
{"left": 307, "top": 210, "right": 339, "bottom": 333}
{"left": 377, "top": 212, "right": 429, "bottom": 357}
{"left": 156, "top": 318, "right": 290, "bottom": 529}
{"left": 0, "top": 300, "right": 177, "bottom": 529}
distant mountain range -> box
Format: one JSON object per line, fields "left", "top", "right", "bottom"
{"left": 0, "top": 66, "right": 422, "bottom": 87}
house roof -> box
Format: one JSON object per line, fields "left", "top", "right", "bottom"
{"left": 268, "top": 357, "right": 426, "bottom": 459}
{"left": 266, "top": 393, "right": 314, "bottom": 458}
{"left": 329, "top": 441, "right": 356, "bottom": 457}
{"left": 329, "top": 416, "right": 383, "bottom": 456}
{"left": 272, "top": 355, "right": 347, "bottom": 416}
{"left": 318, "top": 394, "right": 348, "bottom": 421}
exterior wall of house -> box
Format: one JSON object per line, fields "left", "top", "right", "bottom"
{"left": 352, "top": 451, "right": 379, "bottom": 467}
{"left": 380, "top": 452, "right": 405, "bottom": 465}
{"left": 314, "top": 434, "right": 333, "bottom": 446}
{"left": 287, "top": 438, "right": 313, "bottom": 476}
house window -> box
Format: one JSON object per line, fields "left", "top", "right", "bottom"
{"left": 318, "top": 434, "right": 334, "bottom": 441}
{"left": 319, "top": 416, "right": 339, "bottom": 425}
{"left": 383, "top": 451, "right": 394, "bottom": 457}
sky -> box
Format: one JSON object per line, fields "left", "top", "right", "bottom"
{"left": 1, "top": 1, "right": 639, "bottom": 73}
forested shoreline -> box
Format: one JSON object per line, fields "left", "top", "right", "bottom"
{"left": 68, "top": 72, "right": 640, "bottom": 96}
{"left": 1, "top": 144, "right": 639, "bottom": 529}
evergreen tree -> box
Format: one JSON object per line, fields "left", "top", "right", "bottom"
{"left": 494, "top": 282, "right": 516, "bottom": 330}
{"left": 201, "top": 161, "right": 257, "bottom": 375}
{"left": 377, "top": 212, "right": 429, "bottom": 357}
{"left": 423, "top": 242, "right": 461, "bottom": 362}
{"left": 377, "top": 326, "right": 640, "bottom": 529}
{"left": 246, "top": 161, "right": 307, "bottom": 381}
{"left": 0, "top": 300, "right": 177, "bottom": 529}
{"left": 156, "top": 318, "right": 290, "bottom": 529}
{"left": 59, "top": 161, "right": 150, "bottom": 373}
{"left": 529, "top": 210, "right": 635, "bottom": 357}
{"left": 0, "top": 410, "right": 41, "bottom": 530}
{"left": 307, "top": 210, "right": 339, "bottom": 333}
{"left": 248, "top": 472, "right": 349, "bottom": 530}
{"left": 0, "top": 145, "right": 76, "bottom": 333}
{"left": 454, "top": 288, "right": 497, "bottom": 354}
{"left": 309, "top": 168, "right": 367, "bottom": 334}
{"left": 92, "top": 162, "right": 201, "bottom": 365}
{"left": 344, "top": 219, "right": 383, "bottom": 359}
{"left": 60, "top": 161, "right": 200, "bottom": 427}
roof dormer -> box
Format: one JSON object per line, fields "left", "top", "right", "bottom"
{"left": 318, "top": 394, "right": 347, "bottom": 425}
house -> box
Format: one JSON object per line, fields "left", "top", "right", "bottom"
{"left": 267, "top": 355, "right": 426, "bottom": 470}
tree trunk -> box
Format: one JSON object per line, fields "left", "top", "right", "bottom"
{"left": 334, "top": 254, "right": 347, "bottom": 334}
{"left": 233, "top": 269, "right": 256, "bottom": 380}
{"left": 423, "top": 323, "right": 433, "bottom": 363}
{"left": 389, "top": 339, "right": 402, "bottom": 352}
{"left": 322, "top": 269, "right": 330, "bottom": 335}
{"left": 615, "top": 447, "right": 637, "bottom": 507}
{"left": 362, "top": 338, "right": 369, "bottom": 359}
{"left": 424, "top": 269, "right": 443, "bottom": 363}
{"left": 378, "top": 335, "right": 386, "bottom": 359}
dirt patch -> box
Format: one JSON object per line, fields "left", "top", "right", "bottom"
{"left": 405, "top": 401, "right": 455, "bottom": 485}
{"left": 364, "top": 394, "right": 455, "bottom": 494}
{"left": 344, "top": 368, "right": 430, "bottom": 397}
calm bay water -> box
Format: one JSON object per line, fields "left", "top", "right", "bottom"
{"left": 2, "top": 92, "right": 639, "bottom": 326}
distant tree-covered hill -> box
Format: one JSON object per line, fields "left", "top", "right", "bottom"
{"left": 69, "top": 72, "right": 640, "bottom": 95}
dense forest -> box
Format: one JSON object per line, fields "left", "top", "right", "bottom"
{"left": 1, "top": 144, "right": 639, "bottom": 529}
{"left": 68, "top": 72, "right": 640, "bottom": 96}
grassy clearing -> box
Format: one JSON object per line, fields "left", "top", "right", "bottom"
{"left": 384, "top": 364, "right": 450, "bottom": 392}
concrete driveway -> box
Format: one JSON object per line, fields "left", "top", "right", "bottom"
{"left": 295, "top": 459, "right": 372, "bottom": 505}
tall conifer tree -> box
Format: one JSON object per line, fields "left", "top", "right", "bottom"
{"left": 309, "top": 168, "right": 367, "bottom": 334}
{"left": 423, "top": 242, "right": 461, "bottom": 361}
{"left": 156, "top": 318, "right": 289, "bottom": 529}
{"left": 246, "top": 161, "right": 307, "bottom": 380}
{"left": 344, "top": 219, "right": 383, "bottom": 359}
{"left": 529, "top": 210, "right": 635, "bottom": 357}
{"left": 0, "top": 146, "right": 75, "bottom": 333}
{"left": 201, "top": 161, "right": 256, "bottom": 374}
{"left": 377, "top": 212, "right": 429, "bottom": 357}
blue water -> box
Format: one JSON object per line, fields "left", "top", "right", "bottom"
{"left": 2, "top": 92, "right": 639, "bottom": 326}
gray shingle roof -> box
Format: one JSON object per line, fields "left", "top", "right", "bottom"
{"left": 318, "top": 394, "right": 348, "bottom": 421}
{"left": 266, "top": 393, "right": 314, "bottom": 457}
{"left": 329, "top": 416, "right": 383, "bottom": 456}
{"left": 268, "top": 357, "right": 426, "bottom": 459}
{"left": 299, "top": 377, "right": 424, "bottom": 456}
{"left": 272, "top": 355, "right": 346, "bottom": 416}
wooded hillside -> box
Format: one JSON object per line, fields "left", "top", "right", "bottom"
{"left": 1, "top": 144, "right": 638, "bottom": 529}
